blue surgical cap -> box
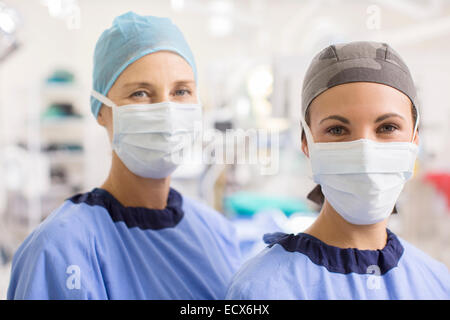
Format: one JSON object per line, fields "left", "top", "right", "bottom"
{"left": 90, "top": 11, "right": 197, "bottom": 118}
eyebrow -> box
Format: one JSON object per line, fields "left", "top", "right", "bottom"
{"left": 374, "top": 113, "right": 405, "bottom": 122}
{"left": 319, "top": 115, "right": 350, "bottom": 125}
{"left": 122, "top": 81, "right": 153, "bottom": 88}
{"left": 319, "top": 112, "right": 405, "bottom": 125}
{"left": 121, "top": 80, "right": 195, "bottom": 88}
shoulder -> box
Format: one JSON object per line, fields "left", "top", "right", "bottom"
{"left": 181, "top": 194, "right": 241, "bottom": 250}
{"left": 226, "top": 241, "right": 307, "bottom": 299}
{"left": 181, "top": 194, "right": 221, "bottom": 217}
{"left": 236, "top": 243, "right": 293, "bottom": 277}
{"left": 180, "top": 193, "right": 243, "bottom": 273}
{"left": 396, "top": 237, "right": 450, "bottom": 297}
{"left": 8, "top": 191, "right": 110, "bottom": 299}
{"left": 43, "top": 192, "right": 109, "bottom": 241}
{"left": 181, "top": 194, "right": 235, "bottom": 231}
{"left": 14, "top": 190, "right": 109, "bottom": 261}
{"left": 398, "top": 237, "right": 450, "bottom": 275}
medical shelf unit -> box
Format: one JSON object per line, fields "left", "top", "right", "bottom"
{"left": 41, "top": 81, "right": 86, "bottom": 213}
{"left": 17, "top": 80, "right": 87, "bottom": 230}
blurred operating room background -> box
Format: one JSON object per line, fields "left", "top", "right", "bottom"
{"left": 0, "top": 0, "right": 450, "bottom": 298}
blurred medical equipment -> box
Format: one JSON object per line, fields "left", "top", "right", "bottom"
{"left": 0, "top": 2, "right": 22, "bottom": 269}
{"left": 0, "top": 145, "right": 50, "bottom": 267}
{"left": 224, "top": 192, "right": 317, "bottom": 261}
{"left": 196, "top": 55, "right": 320, "bottom": 260}
{"left": 39, "top": 69, "right": 85, "bottom": 203}
{"left": 0, "top": 2, "right": 20, "bottom": 62}
{"left": 225, "top": 192, "right": 311, "bottom": 217}
{"left": 40, "top": 0, "right": 81, "bottom": 30}
{"left": 0, "top": 67, "right": 86, "bottom": 273}
{"left": 425, "top": 173, "right": 450, "bottom": 211}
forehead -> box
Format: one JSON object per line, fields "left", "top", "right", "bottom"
{"left": 115, "top": 51, "right": 195, "bottom": 84}
{"left": 308, "top": 82, "right": 413, "bottom": 118}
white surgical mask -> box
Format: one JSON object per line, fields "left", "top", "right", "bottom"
{"left": 300, "top": 112, "right": 419, "bottom": 225}
{"left": 91, "top": 90, "right": 202, "bottom": 179}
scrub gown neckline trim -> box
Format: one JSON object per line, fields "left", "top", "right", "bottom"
{"left": 264, "top": 228, "right": 404, "bottom": 275}
{"left": 68, "top": 187, "right": 184, "bottom": 230}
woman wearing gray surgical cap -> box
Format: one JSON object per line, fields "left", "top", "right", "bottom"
{"left": 226, "top": 41, "right": 450, "bottom": 300}
{"left": 7, "top": 11, "right": 242, "bottom": 300}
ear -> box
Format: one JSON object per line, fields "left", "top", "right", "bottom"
{"left": 96, "top": 105, "right": 114, "bottom": 143}
{"left": 412, "top": 129, "right": 419, "bottom": 146}
{"left": 96, "top": 105, "right": 107, "bottom": 127}
{"left": 301, "top": 132, "right": 310, "bottom": 158}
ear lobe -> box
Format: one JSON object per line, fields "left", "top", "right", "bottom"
{"left": 413, "top": 130, "right": 420, "bottom": 146}
{"left": 96, "top": 111, "right": 105, "bottom": 127}
{"left": 96, "top": 105, "right": 107, "bottom": 127}
{"left": 301, "top": 137, "right": 310, "bottom": 158}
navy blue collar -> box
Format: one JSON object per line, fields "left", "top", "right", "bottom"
{"left": 264, "top": 229, "right": 404, "bottom": 275}
{"left": 68, "top": 187, "right": 184, "bottom": 230}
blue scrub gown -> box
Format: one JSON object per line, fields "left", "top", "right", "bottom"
{"left": 226, "top": 229, "right": 450, "bottom": 299}
{"left": 7, "top": 188, "right": 242, "bottom": 299}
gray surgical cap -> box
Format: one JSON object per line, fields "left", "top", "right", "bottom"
{"left": 301, "top": 41, "right": 418, "bottom": 117}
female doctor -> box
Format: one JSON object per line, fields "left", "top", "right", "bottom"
{"left": 226, "top": 41, "right": 450, "bottom": 299}
{"left": 8, "top": 11, "right": 241, "bottom": 299}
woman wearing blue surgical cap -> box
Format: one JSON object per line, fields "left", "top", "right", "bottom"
{"left": 7, "top": 11, "right": 242, "bottom": 300}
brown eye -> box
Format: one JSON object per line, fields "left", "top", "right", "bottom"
{"left": 327, "top": 126, "right": 346, "bottom": 135}
{"left": 378, "top": 124, "right": 398, "bottom": 133}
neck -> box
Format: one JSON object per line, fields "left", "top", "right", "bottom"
{"left": 101, "top": 152, "right": 171, "bottom": 210}
{"left": 304, "top": 199, "right": 389, "bottom": 250}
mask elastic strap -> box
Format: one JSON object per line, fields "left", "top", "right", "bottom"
{"left": 411, "top": 107, "right": 420, "bottom": 143}
{"left": 300, "top": 113, "right": 315, "bottom": 146}
{"left": 91, "top": 89, "right": 117, "bottom": 108}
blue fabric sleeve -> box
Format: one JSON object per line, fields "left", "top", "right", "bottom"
{"left": 213, "top": 212, "right": 243, "bottom": 272}
{"left": 185, "top": 197, "right": 243, "bottom": 271}
{"left": 225, "top": 247, "right": 291, "bottom": 300}
{"left": 7, "top": 213, "right": 108, "bottom": 299}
